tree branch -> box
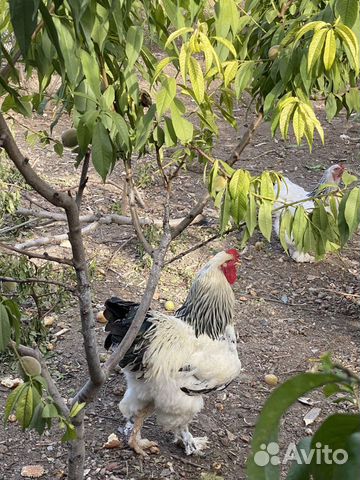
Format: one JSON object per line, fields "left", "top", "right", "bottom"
{"left": 14, "top": 222, "right": 99, "bottom": 250}
{"left": 0, "top": 276, "right": 76, "bottom": 292}
{"left": 0, "top": 240, "right": 73, "bottom": 265}
{"left": 75, "top": 151, "right": 90, "bottom": 209}
{"left": 17, "top": 207, "right": 204, "bottom": 228}
{"left": 124, "top": 159, "right": 154, "bottom": 256}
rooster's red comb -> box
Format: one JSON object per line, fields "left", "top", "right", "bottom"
{"left": 226, "top": 248, "right": 240, "bottom": 262}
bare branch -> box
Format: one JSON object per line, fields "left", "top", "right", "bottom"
{"left": 228, "top": 111, "right": 264, "bottom": 166}
{"left": 13, "top": 223, "right": 99, "bottom": 250}
{"left": 165, "top": 227, "right": 238, "bottom": 265}
{"left": 171, "top": 192, "right": 210, "bottom": 239}
{"left": 0, "top": 276, "right": 76, "bottom": 291}
{"left": 75, "top": 151, "right": 90, "bottom": 209}
{"left": 125, "top": 160, "right": 153, "bottom": 255}
{"left": 10, "top": 341, "right": 70, "bottom": 417}
{"left": 0, "top": 240, "right": 73, "bottom": 265}
{"left": 17, "top": 207, "right": 204, "bottom": 229}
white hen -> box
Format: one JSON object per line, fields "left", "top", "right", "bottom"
{"left": 273, "top": 164, "right": 345, "bottom": 262}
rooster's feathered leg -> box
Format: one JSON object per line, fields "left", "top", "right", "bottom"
{"left": 128, "top": 404, "right": 159, "bottom": 456}
{"left": 175, "top": 426, "right": 208, "bottom": 456}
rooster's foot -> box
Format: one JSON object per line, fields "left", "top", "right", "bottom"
{"left": 291, "top": 250, "right": 315, "bottom": 263}
{"left": 178, "top": 430, "right": 209, "bottom": 456}
{"left": 128, "top": 437, "right": 159, "bottom": 456}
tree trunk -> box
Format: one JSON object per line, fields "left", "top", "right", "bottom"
{"left": 67, "top": 412, "right": 86, "bottom": 480}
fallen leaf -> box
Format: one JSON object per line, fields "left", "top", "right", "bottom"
{"left": 20, "top": 465, "right": 45, "bottom": 478}
{"left": 53, "top": 328, "right": 69, "bottom": 337}
{"left": 298, "top": 396, "right": 314, "bottom": 406}
{"left": 1, "top": 377, "right": 23, "bottom": 389}
{"left": 303, "top": 407, "right": 321, "bottom": 426}
{"left": 226, "top": 429, "right": 236, "bottom": 442}
{"left": 43, "top": 316, "right": 55, "bottom": 327}
{"left": 103, "top": 433, "right": 123, "bottom": 449}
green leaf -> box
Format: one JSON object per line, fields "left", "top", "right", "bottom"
{"left": 293, "top": 106, "right": 305, "bottom": 145}
{"left": 258, "top": 202, "right": 273, "bottom": 241}
{"left": 61, "top": 421, "right": 77, "bottom": 442}
{"left": 152, "top": 56, "right": 176, "bottom": 85}
{"left": 279, "top": 209, "right": 293, "bottom": 253}
{"left": 308, "top": 27, "right": 327, "bottom": 71}
{"left": 224, "top": 60, "right": 238, "bottom": 87}
{"left": 335, "top": 23, "right": 360, "bottom": 73}
{"left": 164, "top": 26, "right": 193, "bottom": 49}
{"left": 344, "top": 187, "right": 360, "bottom": 235}
{"left": 91, "top": 121, "right": 114, "bottom": 181}
{"left": 245, "top": 186, "right": 257, "bottom": 235}
{"left": 260, "top": 171, "right": 275, "bottom": 201}
{"left": 338, "top": 191, "right": 350, "bottom": 245}
{"left": 188, "top": 56, "right": 204, "bottom": 103}
{"left": 28, "top": 403, "right": 46, "bottom": 435}
{"left": 310, "top": 414, "right": 360, "bottom": 479}
{"left": 212, "top": 36, "right": 237, "bottom": 57}
{"left": 69, "top": 401, "right": 86, "bottom": 418}
{"left": 134, "top": 104, "right": 156, "bottom": 151}
{"left": 126, "top": 26, "right": 144, "bottom": 69}
{"left": 295, "top": 21, "right": 327, "bottom": 43}
{"left": 229, "top": 169, "right": 250, "bottom": 224}
{"left": 9, "top": 0, "right": 39, "bottom": 57}
{"left": 292, "top": 206, "right": 307, "bottom": 248}
{"left": 342, "top": 171, "right": 358, "bottom": 186}
{"left": 323, "top": 29, "right": 337, "bottom": 71}
{"left": 234, "top": 62, "right": 254, "bottom": 99}
{"left": 164, "top": 116, "right": 178, "bottom": 146}
{"left": 109, "top": 112, "right": 130, "bottom": 150}
{"left": 156, "top": 77, "right": 177, "bottom": 117}
{"left": 0, "top": 304, "right": 11, "bottom": 351}
{"left": 4, "top": 383, "right": 27, "bottom": 423}
{"left": 335, "top": 0, "right": 359, "bottom": 27}
{"left": 42, "top": 403, "right": 59, "bottom": 418}
{"left": 170, "top": 104, "right": 193, "bottom": 144}
{"left": 280, "top": 101, "right": 297, "bottom": 139}
{"left": 247, "top": 372, "right": 352, "bottom": 480}
{"left": 80, "top": 50, "right": 101, "bottom": 97}
{"left": 325, "top": 93, "right": 337, "bottom": 121}
{"left": 16, "top": 384, "right": 34, "bottom": 429}
{"left": 53, "top": 18, "right": 80, "bottom": 85}
{"left": 220, "top": 188, "right": 231, "bottom": 232}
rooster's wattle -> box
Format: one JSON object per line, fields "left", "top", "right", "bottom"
{"left": 103, "top": 249, "right": 241, "bottom": 456}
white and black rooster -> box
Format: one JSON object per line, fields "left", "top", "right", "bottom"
{"left": 273, "top": 164, "right": 345, "bottom": 262}
{"left": 103, "top": 249, "right": 241, "bottom": 456}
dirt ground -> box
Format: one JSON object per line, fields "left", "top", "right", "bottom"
{"left": 0, "top": 102, "right": 359, "bottom": 480}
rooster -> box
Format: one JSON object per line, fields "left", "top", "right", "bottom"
{"left": 103, "top": 249, "right": 241, "bottom": 456}
{"left": 273, "top": 164, "right": 345, "bottom": 262}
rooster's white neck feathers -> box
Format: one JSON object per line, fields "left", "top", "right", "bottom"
{"left": 176, "top": 252, "right": 235, "bottom": 339}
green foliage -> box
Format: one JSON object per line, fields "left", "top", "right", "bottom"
{"left": 4, "top": 363, "right": 84, "bottom": 440}
{"left": 0, "top": 255, "right": 73, "bottom": 345}
{"left": 0, "top": 159, "right": 22, "bottom": 226}
{"left": 247, "top": 356, "right": 360, "bottom": 480}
